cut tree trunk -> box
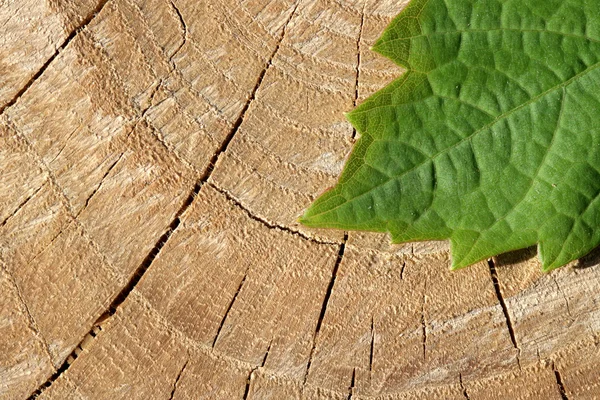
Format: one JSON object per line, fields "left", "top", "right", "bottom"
{"left": 1, "top": 0, "right": 598, "bottom": 399}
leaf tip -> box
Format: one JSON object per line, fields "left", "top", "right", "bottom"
{"left": 298, "top": 206, "right": 322, "bottom": 228}
{"left": 297, "top": 214, "right": 311, "bottom": 227}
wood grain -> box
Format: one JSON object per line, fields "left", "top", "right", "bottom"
{"left": 0, "top": 0, "right": 597, "bottom": 399}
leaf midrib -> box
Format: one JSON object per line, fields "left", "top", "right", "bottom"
{"left": 307, "top": 60, "right": 600, "bottom": 221}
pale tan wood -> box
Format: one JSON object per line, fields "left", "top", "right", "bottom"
{"left": 1, "top": 0, "right": 598, "bottom": 399}
{"left": 0, "top": 262, "right": 54, "bottom": 398}
{"left": 0, "top": 0, "right": 100, "bottom": 107}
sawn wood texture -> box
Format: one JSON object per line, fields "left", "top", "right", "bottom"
{"left": 1, "top": 0, "right": 599, "bottom": 399}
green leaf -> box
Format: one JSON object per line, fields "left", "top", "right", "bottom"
{"left": 300, "top": 0, "right": 600, "bottom": 271}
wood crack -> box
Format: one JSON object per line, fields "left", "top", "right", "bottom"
{"left": 201, "top": 1, "right": 298, "bottom": 184}
{"left": 261, "top": 341, "right": 272, "bottom": 367}
{"left": 27, "top": 325, "right": 103, "bottom": 399}
{"left": 347, "top": 367, "right": 356, "bottom": 400}
{"left": 242, "top": 346, "right": 270, "bottom": 400}
{"left": 351, "top": 2, "right": 366, "bottom": 139}
{"left": 26, "top": 223, "right": 69, "bottom": 268}
{"left": 242, "top": 368, "right": 258, "bottom": 400}
{"left": 78, "top": 152, "right": 126, "bottom": 216}
{"left": 103, "top": 185, "right": 201, "bottom": 318}
{"left": 303, "top": 233, "right": 347, "bottom": 385}
{"left": 168, "top": 0, "right": 187, "bottom": 62}
{"left": 0, "top": 0, "right": 111, "bottom": 116}
{"left": 142, "top": 80, "right": 164, "bottom": 118}
{"left": 48, "top": 125, "right": 82, "bottom": 165}
{"left": 369, "top": 316, "right": 375, "bottom": 377}
{"left": 459, "top": 373, "right": 471, "bottom": 400}
{"left": 0, "top": 183, "right": 45, "bottom": 228}
{"left": 212, "top": 268, "right": 249, "bottom": 348}
{"left": 399, "top": 260, "right": 406, "bottom": 280}
{"left": 208, "top": 182, "right": 338, "bottom": 245}
{"left": 167, "top": 358, "right": 188, "bottom": 400}
{"left": 488, "top": 259, "right": 521, "bottom": 366}
{"left": 421, "top": 294, "right": 427, "bottom": 361}
{"left": 552, "top": 362, "right": 569, "bottom": 400}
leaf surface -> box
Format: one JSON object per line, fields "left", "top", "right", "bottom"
{"left": 300, "top": 0, "right": 600, "bottom": 271}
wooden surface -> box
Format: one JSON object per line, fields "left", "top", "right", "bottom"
{"left": 1, "top": 0, "right": 599, "bottom": 398}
